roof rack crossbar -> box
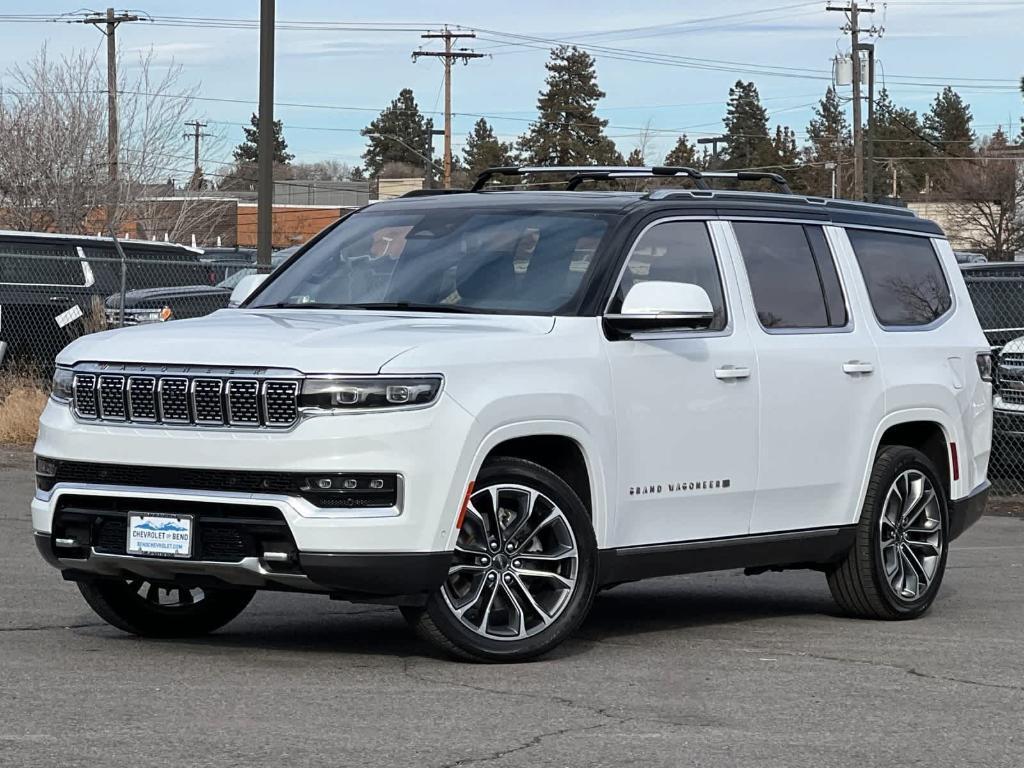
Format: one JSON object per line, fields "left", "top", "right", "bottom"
{"left": 471, "top": 165, "right": 708, "bottom": 192}
{"left": 700, "top": 170, "right": 793, "bottom": 195}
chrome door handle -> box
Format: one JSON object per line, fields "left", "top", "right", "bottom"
{"left": 843, "top": 360, "right": 874, "bottom": 375}
{"left": 715, "top": 365, "right": 751, "bottom": 380}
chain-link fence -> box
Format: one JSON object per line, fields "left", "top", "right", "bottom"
{"left": 0, "top": 235, "right": 257, "bottom": 378}
{"left": 961, "top": 264, "right": 1024, "bottom": 497}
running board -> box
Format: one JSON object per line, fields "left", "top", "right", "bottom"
{"left": 597, "top": 526, "right": 856, "bottom": 585}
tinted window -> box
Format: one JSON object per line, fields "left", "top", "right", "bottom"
{"left": 84, "top": 246, "right": 210, "bottom": 290}
{"left": 734, "top": 222, "right": 846, "bottom": 329}
{"left": 613, "top": 221, "right": 727, "bottom": 331}
{"left": 251, "top": 210, "right": 610, "bottom": 314}
{"left": 0, "top": 242, "right": 84, "bottom": 286}
{"left": 848, "top": 229, "right": 951, "bottom": 326}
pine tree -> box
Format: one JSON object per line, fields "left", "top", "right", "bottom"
{"left": 923, "top": 86, "right": 975, "bottom": 156}
{"left": 517, "top": 46, "right": 621, "bottom": 165}
{"left": 233, "top": 112, "right": 294, "bottom": 165}
{"left": 462, "top": 118, "right": 514, "bottom": 175}
{"left": 349, "top": 166, "right": 366, "bottom": 181}
{"left": 722, "top": 80, "right": 773, "bottom": 168}
{"left": 663, "top": 135, "right": 699, "bottom": 168}
{"left": 872, "top": 89, "right": 931, "bottom": 194}
{"left": 625, "top": 147, "right": 645, "bottom": 166}
{"left": 361, "top": 88, "right": 433, "bottom": 177}
{"left": 804, "top": 87, "right": 851, "bottom": 196}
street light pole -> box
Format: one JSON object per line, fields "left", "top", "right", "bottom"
{"left": 257, "top": 0, "right": 275, "bottom": 272}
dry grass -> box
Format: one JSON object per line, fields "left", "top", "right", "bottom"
{"left": 0, "top": 365, "right": 49, "bottom": 444}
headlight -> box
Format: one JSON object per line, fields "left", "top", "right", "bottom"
{"left": 130, "top": 306, "right": 173, "bottom": 324}
{"left": 51, "top": 366, "right": 74, "bottom": 403}
{"left": 300, "top": 376, "right": 443, "bottom": 411}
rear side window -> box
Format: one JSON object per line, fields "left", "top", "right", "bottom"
{"left": 84, "top": 246, "right": 210, "bottom": 290}
{"left": 848, "top": 229, "right": 952, "bottom": 327}
{"left": 0, "top": 242, "right": 85, "bottom": 286}
{"left": 613, "top": 221, "right": 727, "bottom": 331}
{"left": 733, "top": 222, "right": 847, "bottom": 329}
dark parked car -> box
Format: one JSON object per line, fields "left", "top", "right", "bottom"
{"left": 960, "top": 262, "right": 1024, "bottom": 350}
{"left": 0, "top": 231, "right": 207, "bottom": 368}
{"left": 104, "top": 250, "right": 293, "bottom": 326}
{"left": 199, "top": 246, "right": 257, "bottom": 283}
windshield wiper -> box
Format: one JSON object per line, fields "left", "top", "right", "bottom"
{"left": 254, "top": 301, "right": 478, "bottom": 313}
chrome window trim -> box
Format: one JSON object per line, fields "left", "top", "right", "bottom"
{"left": 603, "top": 215, "right": 735, "bottom": 341}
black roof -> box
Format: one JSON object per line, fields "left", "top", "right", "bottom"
{"left": 368, "top": 189, "right": 944, "bottom": 236}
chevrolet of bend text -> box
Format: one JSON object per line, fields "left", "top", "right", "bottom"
{"left": 32, "top": 166, "right": 992, "bottom": 661}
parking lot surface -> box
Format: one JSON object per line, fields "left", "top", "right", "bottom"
{"left": 2, "top": 447, "right": 1022, "bottom": 768}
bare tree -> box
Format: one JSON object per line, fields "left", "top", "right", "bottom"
{"left": 0, "top": 44, "right": 231, "bottom": 244}
{"left": 945, "top": 133, "right": 1024, "bottom": 260}
{"left": 290, "top": 159, "right": 355, "bottom": 181}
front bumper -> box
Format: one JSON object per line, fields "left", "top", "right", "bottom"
{"left": 949, "top": 480, "right": 990, "bottom": 541}
{"left": 34, "top": 532, "right": 450, "bottom": 600}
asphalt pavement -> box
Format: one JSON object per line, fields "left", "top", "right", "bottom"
{"left": 2, "top": 446, "right": 1022, "bottom": 768}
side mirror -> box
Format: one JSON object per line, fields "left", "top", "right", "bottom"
{"left": 229, "top": 274, "right": 268, "bottom": 308}
{"left": 604, "top": 281, "right": 715, "bottom": 334}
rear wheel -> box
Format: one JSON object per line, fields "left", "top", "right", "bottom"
{"left": 827, "top": 446, "right": 949, "bottom": 619}
{"left": 78, "top": 577, "right": 254, "bottom": 637}
{"left": 403, "top": 457, "right": 598, "bottom": 662}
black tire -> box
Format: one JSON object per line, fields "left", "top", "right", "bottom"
{"left": 403, "top": 457, "right": 598, "bottom": 662}
{"left": 827, "top": 445, "right": 950, "bottom": 620}
{"left": 77, "top": 578, "right": 254, "bottom": 638}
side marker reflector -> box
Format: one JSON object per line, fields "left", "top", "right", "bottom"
{"left": 950, "top": 442, "right": 960, "bottom": 482}
{"left": 455, "top": 481, "right": 475, "bottom": 529}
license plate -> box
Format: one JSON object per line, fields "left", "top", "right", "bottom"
{"left": 127, "top": 513, "right": 193, "bottom": 558}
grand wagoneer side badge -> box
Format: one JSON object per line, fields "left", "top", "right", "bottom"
{"left": 629, "top": 479, "right": 731, "bottom": 496}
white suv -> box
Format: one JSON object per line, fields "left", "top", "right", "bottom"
{"left": 32, "top": 166, "right": 993, "bottom": 662}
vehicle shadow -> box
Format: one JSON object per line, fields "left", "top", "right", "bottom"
{"left": 108, "top": 573, "right": 840, "bottom": 662}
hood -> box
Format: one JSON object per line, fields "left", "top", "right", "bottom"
{"left": 58, "top": 308, "right": 555, "bottom": 374}
{"left": 105, "top": 285, "right": 229, "bottom": 308}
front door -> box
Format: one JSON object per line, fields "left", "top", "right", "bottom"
{"left": 605, "top": 219, "right": 758, "bottom": 548}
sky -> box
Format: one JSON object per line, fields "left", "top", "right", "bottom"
{"left": 1, "top": 0, "right": 1021, "bottom": 181}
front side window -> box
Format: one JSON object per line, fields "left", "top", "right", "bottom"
{"left": 733, "top": 222, "right": 847, "bottom": 330}
{"left": 848, "top": 229, "right": 952, "bottom": 327}
{"left": 250, "top": 209, "right": 611, "bottom": 315}
{"left": 610, "top": 221, "right": 727, "bottom": 331}
{"left": 0, "top": 243, "right": 84, "bottom": 286}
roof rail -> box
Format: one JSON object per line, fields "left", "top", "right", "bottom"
{"left": 400, "top": 188, "right": 469, "bottom": 198}
{"left": 471, "top": 165, "right": 708, "bottom": 192}
{"left": 700, "top": 170, "right": 793, "bottom": 195}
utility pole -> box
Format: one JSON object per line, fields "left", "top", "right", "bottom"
{"left": 75, "top": 8, "right": 142, "bottom": 186}
{"left": 257, "top": 0, "right": 275, "bottom": 272}
{"left": 827, "top": 1, "right": 876, "bottom": 201}
{"left": 183, "top": 120, "right": 208, "bottom": 185}
{"left": 697, "top": 135, "right": 729, "bottom": 168}
{"left": 412, "top": 27, "right": 484, "bottom": 188}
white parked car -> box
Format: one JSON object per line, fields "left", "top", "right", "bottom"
{"left": 32, "top": 166, "right": 993, "bottom": 661}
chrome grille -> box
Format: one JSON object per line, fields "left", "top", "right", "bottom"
{"left": 72, "top": 367, "right": 300, "bottom": 429}
{"left": 226, "top": 380, "right": 260, "bottom": 425}
{"left": 1002, "top": 390, "right": 1024, "bottom": 406}
{"left": 159, "top": 378, "right": 190, "bottom": 423}
{"left": 265, "top": 381, "right": 299, "bottom": 425}
{"left": 192, "top": 378, "right": 225, "bottom": 424}
{"left": 98, "top": 375, "right": 127, "bottom": 420}
{"left": 127, "top": 377, "right": 157, "bottom": 421}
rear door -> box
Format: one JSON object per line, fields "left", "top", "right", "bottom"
{"left": 724, "top": 220, "right": 885, "bottom": 533}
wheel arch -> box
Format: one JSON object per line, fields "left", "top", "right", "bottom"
{"left": 857, "top": 410, "right": 961, "bottom": 522}
{"left": 458, "top": 420, "right": 610, "bottom": 549}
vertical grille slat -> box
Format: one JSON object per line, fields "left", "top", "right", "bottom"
{"left": 192, "top": 378, "right": 225, "bottom": 424}
{"left": 264, "top": 381, "right": 300, "bottom": 426}
{"left": 98, "top": 375, "right": 127, "bottom": 420}
{"left": 70, "top": 368, "right": 299, "bottom": 429}
{"left": 73, "top": 374, "right": 98, "bottom": 419}
{"left": 127, "top": 377, "right": 157, "bottom": 422}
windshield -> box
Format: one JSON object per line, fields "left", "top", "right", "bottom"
{"left": 248, "top": 208, "right": 611, "bottom": 314}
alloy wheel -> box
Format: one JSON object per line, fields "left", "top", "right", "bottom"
{"left": 878, "top": 469, "right": 944, "bottom": 601}
{"left": 443, "top": 483, "right": 579, "bottom": 641}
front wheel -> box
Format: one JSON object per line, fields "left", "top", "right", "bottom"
{"left": 403, "top": 457, "right": 598, "bottom": 662}
{"left": 78, "top": 578, "right": 254, "bottom": 637}
{"left": 827, "top": 445, "right": 949, "bottom": 620}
